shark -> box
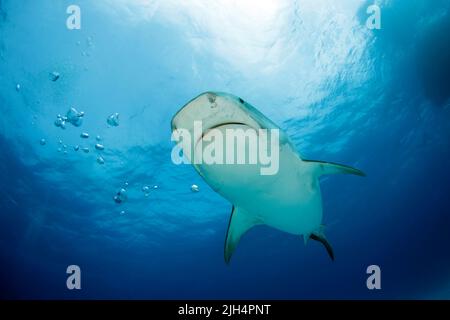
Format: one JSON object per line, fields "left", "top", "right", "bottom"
{"left": 171, "top": 92, "right": 365, "bottom": 264}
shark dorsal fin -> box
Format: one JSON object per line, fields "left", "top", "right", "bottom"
{"left": 224, "top": 206, "right": 260, "bottom": 264}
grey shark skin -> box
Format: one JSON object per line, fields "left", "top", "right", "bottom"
{"left": 171, "top": 92, "right": 365, "bottom": 264}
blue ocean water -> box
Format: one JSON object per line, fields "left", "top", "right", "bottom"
{"left": 0, "top": 0, "right": 450, "bottom": 299}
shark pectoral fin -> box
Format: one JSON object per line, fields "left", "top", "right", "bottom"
{"left": 224, "top": 206, "right": 258, "bottom": 265}
{"left": 305, "top": 160, "right": 366, "bottom": 177}
{"left": 309, "top": 232, "right": 335, "bottom": 261}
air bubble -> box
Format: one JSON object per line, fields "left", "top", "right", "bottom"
{"left": 107, "top": 113, "right": 120, "bottom": 127}
{"left": 66, "top": 107, "right": 84, "bottom": 127}
{"left": 97, "top": 156, "right": 105, "bottom": 165}
{"left": 114, "top": 188, "right": 127, "bottom": 204}
{"left": 49, "top": 71, "right": 60, "bottom": 82}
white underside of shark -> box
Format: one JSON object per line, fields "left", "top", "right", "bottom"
{"left": 171, "top": 92, "right": 365, "bottom": 263}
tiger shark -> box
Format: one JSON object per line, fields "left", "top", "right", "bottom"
{"left": 171, "top": 92, "right": 365, "bottom": 264}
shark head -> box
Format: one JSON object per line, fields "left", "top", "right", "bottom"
{"left": 171, "top": 91, "right": 293, "bottom": 178}
{"left": 171, "top": 92, "right": 261, "bottom": 137}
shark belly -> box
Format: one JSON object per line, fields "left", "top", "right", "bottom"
{"left": 196, "top": 139, "right": 322, "bottom": 236}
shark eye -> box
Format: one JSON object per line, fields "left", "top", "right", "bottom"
{"left": 239, "top": 98, "right": 244, "bottom": 104}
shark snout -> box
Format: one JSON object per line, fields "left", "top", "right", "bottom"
{"left": 171, "top": 92, "right": 219, "bottom": 133}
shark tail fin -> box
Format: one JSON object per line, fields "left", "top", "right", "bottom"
{"left": 224, "top": 206, "right": 259, "bottom": 265}
{"left": 305, "top": 160, "right": 366, "bottom": 177}
{"left": 309, "top": 227, "right": 335, "bottom": 261}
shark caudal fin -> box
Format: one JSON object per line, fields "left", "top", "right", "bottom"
{"left": 224, "top": 206, "right": 260, "bottom": 264}
{"left": 304, "top": 160, "right": 366, "bottom": 177}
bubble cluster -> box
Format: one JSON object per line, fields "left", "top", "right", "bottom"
{"left": 45, "top": 94, "right": 170, "bottom": 214}
{"left": 54, "top": 107, "right": 84, "bottom": 129}
{"left": 142, "top": 185, "right": 150, "bottom": 196}
{"left": 54, "top": 114, "right": 66, "bottom": 129}
{"left": 87, "top": 36, "right": 93, "bottom": 47}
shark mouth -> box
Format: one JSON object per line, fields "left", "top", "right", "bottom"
{"left": 197, "top": 121, "right": 258, "bottom": 145}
